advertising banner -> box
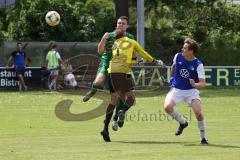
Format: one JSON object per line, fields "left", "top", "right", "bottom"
{"left": 0, "top": 66, "right": 239, "bottom": 90}
{"left": 0, "top": 67, "right": 42, "bottom": 89}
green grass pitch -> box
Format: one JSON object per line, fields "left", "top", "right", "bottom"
{"left": 0, "top": 88, "right": 240, "bottom": 160}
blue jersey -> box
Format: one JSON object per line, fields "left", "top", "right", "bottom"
{"left": 170, "top": 53, "right": 203, "bottom": 90}
{"left": 11, "top": 51, "right": 26, "bottom": 69}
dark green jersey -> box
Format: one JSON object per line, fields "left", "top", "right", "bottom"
{"left": 101, "top": 32, "right": 134, "bottom": 62}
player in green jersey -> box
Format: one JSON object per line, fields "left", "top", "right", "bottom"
{"left": 83, "top": 16, "right": 134, "bottom": 103}
{"left": 83, "top": 16, "right": 135, "bottom": 134}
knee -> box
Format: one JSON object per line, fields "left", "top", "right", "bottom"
{"left": 125, "top": 96, "right": 135, "bottom": 107}
{"left": 164, "top": 104, "right": 174, "bottom": 113}
{"left": 94, "top": 81, "right": 102, "bottom": 86}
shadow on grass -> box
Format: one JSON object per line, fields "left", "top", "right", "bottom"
{"left": 184, "top": 143, "right": 240, "bottom": 148}
{"left": 55, "top": 88, "right": 168, "bottom": 121}
{"left": 114, "top": 140, "right": 188, "bottom": 145}
{"left": 114, "top": 140, "right": 240, "bottom": 148}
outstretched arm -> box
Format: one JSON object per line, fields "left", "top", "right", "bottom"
{"left": 134, "top": 41, "right": 154, "bottom": 62}
{"left": 134, "top": 41, "right": 164, "bottom": 67}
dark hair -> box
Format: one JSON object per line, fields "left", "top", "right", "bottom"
{"left": 118, "top": 16, "right": 129, "bottom": 23}
{"left": 184, "top": 38, "right": 199, "bottom": 54}
{"left": 51, "top": 44, "right": 58, "bottom": 49}
{"left": 17, "top": 42, "right": 22, "bottom": 45}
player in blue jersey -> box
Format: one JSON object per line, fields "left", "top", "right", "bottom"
{"left": 164, "top": 38, "right": 208, "bottom": 144}
{"left": 7, "top": 42, "right": 27, "bottom": 91}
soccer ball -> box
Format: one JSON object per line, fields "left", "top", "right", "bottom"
{"left": 45, "top": 11, "right": 60, "bottom": 26}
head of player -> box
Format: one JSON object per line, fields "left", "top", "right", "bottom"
{"left": 16, "top": 42, "right": 23, "bottom": 52}
{"left": 116, "top": 16, "right": 129, "bottom": 34}
{"left": 182, "top": 38, "right": 199, "bottom": 58}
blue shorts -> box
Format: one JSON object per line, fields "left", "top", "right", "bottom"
{"left": 15, "top": 67, "right": 25, "bottom": 76}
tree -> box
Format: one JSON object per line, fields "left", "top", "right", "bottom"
{"left": 115, "top": 0, "right": 129, "bottom": 19}
{"left": 5, "top": 0, "right": 115, "bottom": 41}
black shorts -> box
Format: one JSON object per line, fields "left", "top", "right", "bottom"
{"left": 108, "top": 73, "right": 134, "bottom": 93}
{"left": 15, "top": 67, "right": 25, "bottom": 76}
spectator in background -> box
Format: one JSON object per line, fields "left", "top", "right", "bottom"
{"left": 61, "top": 57, "right": 77, "bottom": 88}
{"left": 45, "top": 44, "right": 64, "bottom": 91}
{"left": 6, "top": 42, "right": 27, "bottom": 91}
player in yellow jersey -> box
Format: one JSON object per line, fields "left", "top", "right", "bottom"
{"left": 100, "top": 28, "right": 163, "bottom": 142}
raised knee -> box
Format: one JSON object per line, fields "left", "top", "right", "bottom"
{"left": 164, "top": 104, "right": 173, "bottom": 113}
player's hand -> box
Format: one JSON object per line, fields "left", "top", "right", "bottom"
{"left": 153, "top": 59, "right": 164, "bottom": 66}
{"left": 136, "top": 58, "right": 143, "bottom": 65}
{"left": 189, "top": 79, "right": 196, "bottom": 87}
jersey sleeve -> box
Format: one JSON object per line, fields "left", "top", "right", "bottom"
{"left": 133, "top": 40, "right": 154, "bottom": 62}
{"left": 56, "top": 52, "right": 61, "bottom": 59}
{"left": 197, "top": 64, "right": 205, "bottom": 79}
{"left": 172, "top": 53, "right": 178, "bottom": 65}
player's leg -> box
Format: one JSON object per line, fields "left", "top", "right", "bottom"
{"left": 114, "top": 73, "right": 135, "bottom": 128}
{"left": 101, "top": 93, "right": 118, "bottom": 142}
{"left": 53, "top": 74, "right": 58, "bottom": 90}
{"left": 83, "top": 73, "right": 105, "bottom": 102}
{"left": 117, "top": 91, "right": 135, "bottom": 128}
{"left": 83, "top": 61, "right": 108, "bottom": 102}
{"left": 16, "top": 69, "right": 27, "bottom": 91}
{"left": 112, "top": 78, "right": 134, "bottom": 129}
{"left": 17, "top": 74, "right": 23, "bottom": 91}
{"left": 100, "top": 74, "right": 118, "bottom": 142}
{"left": 18, "top": 74, "right": 27, "bottom": 90}
{"left": 164, "top": 89, "right": 188, "bottom": 136}
{"left": 49, "top": 70, "right": 58, "bottom": 91}
{"left": 191, "top": 99, "right": 208, "bottom": 144}
{"left": 48, "top": 71, "right": 53, "bottom": 89}
{"left": 112, "top": 100, "right": 124, "bottom": 131}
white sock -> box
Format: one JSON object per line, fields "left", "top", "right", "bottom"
{"left": 170, "top": 108, "right": 187, "bottom": 124}
{"left": 198, "top": 119, "right": 206, "bottom": 139}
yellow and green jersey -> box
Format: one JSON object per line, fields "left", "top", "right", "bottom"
{"left": 108, "top": 36, "right": 154, "bottom": 74}
{"left": 100, "top": 32, "right": 134, "bottom": 62}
